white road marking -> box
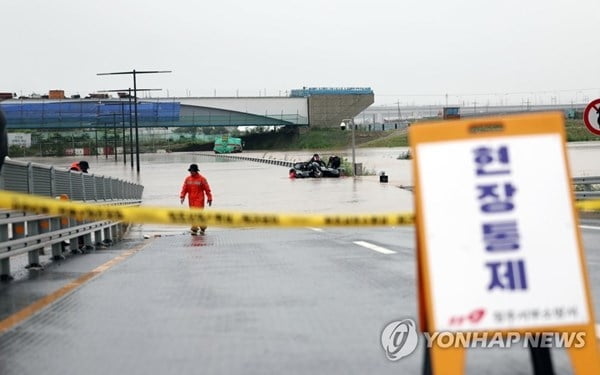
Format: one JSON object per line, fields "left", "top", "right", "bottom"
{"left": 580, "top": 225, "right": 600, "bottom": 231}
{"left": 308, "top": 227, "right": 323, "bottom": 232}
{"left": 353, "top": 240, "right": 396, "bottom": 255}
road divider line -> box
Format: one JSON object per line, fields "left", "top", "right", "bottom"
{"left": 308, "top": 227, "right": 324, "bottom": 232}
{"left": 353, "top": 240, "right": 396, "bottom": 255}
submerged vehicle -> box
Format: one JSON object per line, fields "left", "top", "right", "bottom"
{"left": 289, "top": 156, "right": 342, "bottom": 178}
{"left": 214, "top": 135, "right": 243, "bottom": 154}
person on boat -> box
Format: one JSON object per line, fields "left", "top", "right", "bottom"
{"left": 70, "top": 160, "right": 89, "bottom": 173}
{"left": 308, "top": 153, "right": 325, "bottom": 166}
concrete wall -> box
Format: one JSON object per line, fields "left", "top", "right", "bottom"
{"left": 308, "top": 94, "right": 374, "bottom": 128}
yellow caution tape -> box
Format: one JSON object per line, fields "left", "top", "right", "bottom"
{"left": 0, "top": 190, "right": 415, "bottom": 228}
{"left": 575, "top": 200, "right": 600, "bottom": 212}
{"left": 1, "top": 190, "right": 599, "bottom": 228}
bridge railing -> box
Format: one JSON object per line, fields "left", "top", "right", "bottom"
{"left": 0, "top": 159, "right": 144, "bottom": 280}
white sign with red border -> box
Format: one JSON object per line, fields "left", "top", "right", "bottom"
{"left": 583, "top": 98, "right": 600, "bottom": 135}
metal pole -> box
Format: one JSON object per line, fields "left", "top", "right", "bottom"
{"left": 104, "top": 122, "right": 108, "bottom": 160}
{"left": 128, "top": 88, "right": 134, "bottom": 169}
{"left": 113, "top": 113, "right": 117, "bottom": 162}
{"left": 351, "top": 118, "right": 356, "bottom": 176}
{"left": 133, "top": 70, "right": 140, "bottom": 173}
{"left": 121, "top": 101, "right": 126, "bottom": 165}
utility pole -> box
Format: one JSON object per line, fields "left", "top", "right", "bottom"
{"left": 120, "top": 101, "right": 126, "bottom": 165}
{"left": 97, "top": 69, "right": 171, "bottom": 173}
{"left": 128, "top": 89, "right": 134, "bottom": 169}
{"left": 113, "top": 113, "right": 117, "bottom": 162}
{"left": 98, "top": 87, "right": 162, "bottom": 169}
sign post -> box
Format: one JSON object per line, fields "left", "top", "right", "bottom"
{"left": 583, "top": 98, "right": 600, "bottom": 135}
{"left": 410, "top": 112, "right": 600, "bottom": 374}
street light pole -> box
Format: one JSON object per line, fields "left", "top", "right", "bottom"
{"left": 133, "top": 70, "right": 140, "bottom": 173}
{"left": 120, "top": 101, "right": 126, "bottom": 165}
{"left": 113, "top": 113, "right": 117, "bottom": 162}
{"left": 341, "top": 118, "right": 357, "bottom": 176}
{"left": 128, "top": 89, "right": 134, "bottom": 169}
{"left": 351, "top": 118, "right": 356, "bottom": 175}
{"left": 97, "top": 69, "right": 171, "bottom": 173}
{"left": 98, "top": 88, "right": 158, "bottom": 169}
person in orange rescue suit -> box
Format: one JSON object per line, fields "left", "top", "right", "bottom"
{"left": 180, "top": 163, "right": 213, "bottom": 235}
{"left": 69, "top": 160, "right": 89, "bottom": 173}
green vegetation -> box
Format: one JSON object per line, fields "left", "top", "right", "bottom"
{"left": 239, "top": 127, "right": 406, "bottom": 150}
{"left": 565, "top": 119, "right": 598, "bottom": 142}
{"left": 359, "top": 131, "right": 409, "bottom": 148}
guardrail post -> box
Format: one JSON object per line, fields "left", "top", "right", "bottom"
{"left": 12, "top": 220, "right": 26, "bottom": 270}
{"left": 70, "top": 232, "right": 81, "bottom": 254}
{"left": 102, "top": 225, "right": 112, "bottom": 246}
{"left": 50, "top": 216, "right": 64, "bottom": 260}
{"left": 111, "top": 223, "right": 119, "bottom": 241}
{"left": 26, "top": 218, "right": 43, "bottom": 268}
{"left": 56, "top": 194, "right": 75, "bottom": 254}
{"left": 94, "top": 227, "right": 103, "bottom": 248}
{"left": 82, "top": 229, "right": 93, "bottom": 251}
{"left": 69, "top": 218, "right": 84, "bottom": 254}
{"left": 0, "top": 219, "right": 11, "bottom": 281}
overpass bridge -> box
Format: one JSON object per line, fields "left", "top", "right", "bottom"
{"left": 0, "top": 87, "right": 374, "bottom": 131}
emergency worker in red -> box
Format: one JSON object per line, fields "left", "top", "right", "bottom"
{"left": 180, "top": 164, "right": 213, "bottom": 234}
{"left": 70, "top": 160, "right": 89, "bottom": 173}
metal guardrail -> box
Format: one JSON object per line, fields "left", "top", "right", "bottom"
{"left": 573, "top": 176, "right": 600, "bottom": 200}
{"left": 0, "top": 159, "right": 144, "bottom": 280}
{"left": 202, "top": 153, "right": 295, "bottom": 167}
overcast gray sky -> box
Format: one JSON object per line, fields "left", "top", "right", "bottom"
{"left": 3, "top": 0, "right": 599, "bottom": 106}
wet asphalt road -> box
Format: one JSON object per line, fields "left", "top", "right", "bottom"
{"left": 1, "top": 224, "right": 599, "bottom": 374}
{"left": 1, "top": 146, "right": 600, "bottom": 374}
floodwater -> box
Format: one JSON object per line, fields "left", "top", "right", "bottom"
{"left": 15, "top": 148, "right": 415, "bottom": 236}
{"left": 13, "top": 142, "right": 600, "bottom": 235}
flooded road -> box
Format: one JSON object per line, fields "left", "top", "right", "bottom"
{"left": 15, "top": 142, "right": 600, "bottom": 236}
